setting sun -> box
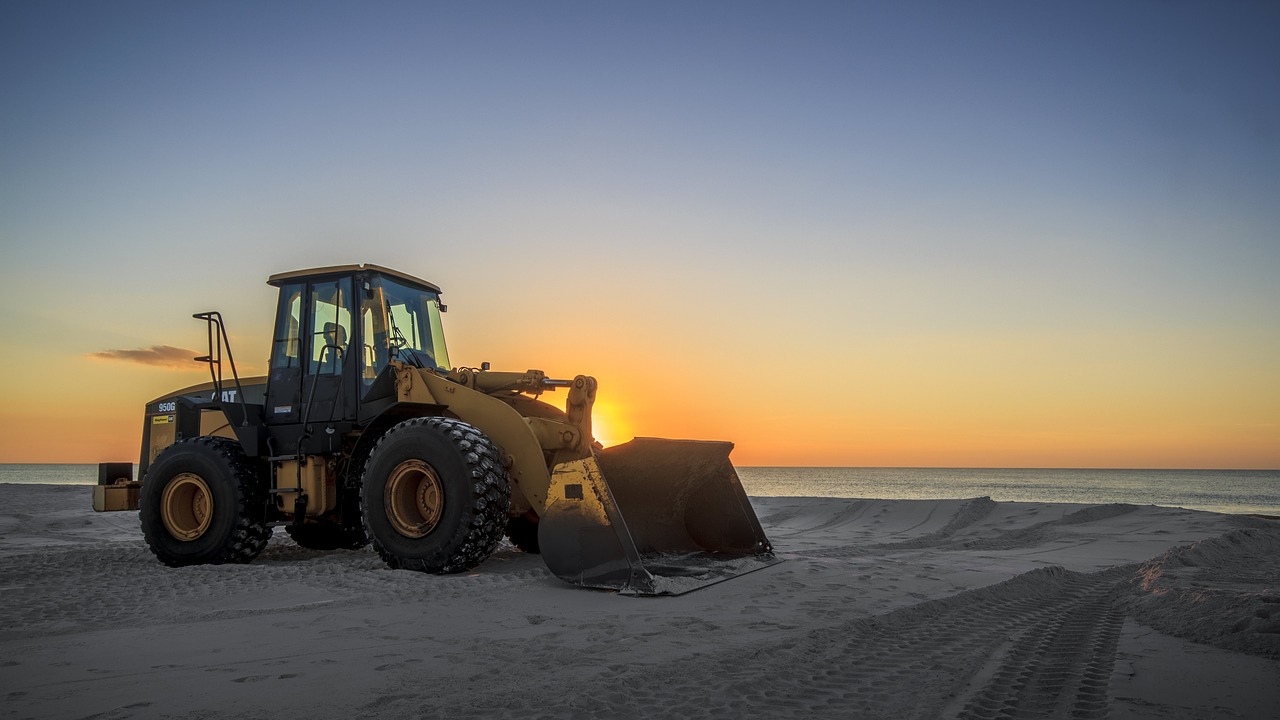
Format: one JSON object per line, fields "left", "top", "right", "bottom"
{"left": 588, "top": 397, "right": 630, "bottom": 449}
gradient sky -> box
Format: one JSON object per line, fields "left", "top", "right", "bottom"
{"left": 1, "top": 1, "right": 1277, "bottom": 468}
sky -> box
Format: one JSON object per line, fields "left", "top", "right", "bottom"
{"left": 1, "top": 0, "right": 1277, "bottom": 468}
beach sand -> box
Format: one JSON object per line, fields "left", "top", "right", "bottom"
{"left": 1, "top": 483, "right": 1277, "bottom": 719}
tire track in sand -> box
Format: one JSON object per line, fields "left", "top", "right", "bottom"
{"left": 945, "top": 576, "right": 1126, "bottom": 719}
{"left": 424, "top": 564, "right": 1132, "bottom": 720}
{"left": 805, "top": 501, "right": 1139, "bottom": 559}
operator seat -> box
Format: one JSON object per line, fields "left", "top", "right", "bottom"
{"left": 321, "top": 322, "right": 347, "bottom": 373}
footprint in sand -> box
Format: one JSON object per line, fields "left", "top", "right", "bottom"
{"left": 375, "top": 658, "right": 423, "bottom": 672}
{"left": 233, "top": 674, "right": 297, "bottom": 683}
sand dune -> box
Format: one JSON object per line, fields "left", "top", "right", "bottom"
{"left": 1, "top": 484, "right": 1276, "bottom": 719}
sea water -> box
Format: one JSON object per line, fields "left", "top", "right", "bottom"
{"left": 737, "top": 467, "right": 1280, "bottom": 516}
{"left": 2, "top": 464, "right": 1277, "bottom": 516}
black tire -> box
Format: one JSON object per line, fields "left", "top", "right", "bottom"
{"left": 285, "top": 522, "right": 368, "bottom": 551}
{"left": 505, "top": 515, "right": 540, "bottom": 554}
{"left": 359, "top": 417, "right": 511, "bottom": 573}
{"left": 139, "top": 437, "right": 271, "bottom": 567}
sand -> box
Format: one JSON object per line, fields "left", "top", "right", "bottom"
{"left": 1, "top": 484, "right": 1277, "bottom": 720}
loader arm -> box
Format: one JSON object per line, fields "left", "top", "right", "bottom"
{"left": 387, "top": 360, "right": 778, "bottom": 595}
{"left": 385, "top": 360, "right": 585, "bottom": 516}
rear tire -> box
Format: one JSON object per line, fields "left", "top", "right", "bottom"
{"left": 359, "top": 417, "right": 511, "bottom": 573}
{"left": 140, "top": 437, "right": 271, "bottom": 566}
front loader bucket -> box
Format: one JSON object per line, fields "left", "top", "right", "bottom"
{"left": 538, "top": 438, "right": 779, "bottom": 595}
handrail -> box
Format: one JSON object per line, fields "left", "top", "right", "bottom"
{"left": 192, "top": 311, "right": 251, "bottom": 426}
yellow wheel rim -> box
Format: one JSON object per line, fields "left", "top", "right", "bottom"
{"left": 384, "top": 459, "right": 444, "bottom": 538}
{"left": 161, "top": 472, "right": 213, "bottom": 541}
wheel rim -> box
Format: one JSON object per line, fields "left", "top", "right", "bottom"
{"left": 161, "top": 472, "right": 213, "bottom": 541}
{"left": 384, "top": 459, "right": 444, "bottom": 538}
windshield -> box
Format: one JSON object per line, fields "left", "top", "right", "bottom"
{"left": 361, "top": 275, "right": 450, "bottom": 378}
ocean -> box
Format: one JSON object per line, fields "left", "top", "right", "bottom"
{"left": 3, "top": 464, "right": 1277, "bottom": 516}
{"left": 739, "top": 467, "right": 1280, "bottom": 516}
{"left": 5, "top": 461, "right": 1274, "bottom": 512}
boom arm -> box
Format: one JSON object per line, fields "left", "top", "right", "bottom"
{"left": 386, "top": 361, "right": 593, "bottom": 515}
{"left": 385, "top": 360, "right": 776, "bottom": 595}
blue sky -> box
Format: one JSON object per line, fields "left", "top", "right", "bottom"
{"left": 4, "top": 2, "right": 1276, "bottom": 279}
{"left": 1, "top": 1, "right": 1277, "bottom": 466}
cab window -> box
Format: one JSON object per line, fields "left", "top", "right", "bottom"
{"left": 360, "top": 283, "right": 388, "bottom": 387}
{"left": 309, "top": 279, "right": 352, "bottom": 375}
{"left": 379, "top": 276, "right": 450, "bottom": 371}
{"left": 270, "top": 284, "right": 304, "bottom": 369}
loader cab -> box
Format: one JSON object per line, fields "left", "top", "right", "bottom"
{"left": 264, "top": 265, "right": 450, "bottom": 430}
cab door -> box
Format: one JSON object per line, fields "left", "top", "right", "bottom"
{"left": 265, "top": 281, "right": 305, "bottom": 425}
{"left": 265, "top": 277, "right": 357, "bottom": 429}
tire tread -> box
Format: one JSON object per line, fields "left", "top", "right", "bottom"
{"left": 358, "top": 417, "right": 511, "bottom": 573}
{"left": 140, "top": 436, "right": 270, "bottom": 566}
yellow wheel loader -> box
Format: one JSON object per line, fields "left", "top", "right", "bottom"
{"left": 94, "top": 264, "right": 776, "bottom": 595}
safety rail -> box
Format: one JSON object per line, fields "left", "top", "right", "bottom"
{"left": 193, "top": 311, "right": 252, "bottom": 426}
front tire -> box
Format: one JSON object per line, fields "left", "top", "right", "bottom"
{"left": 359, "top": 417, "right": 511, "bottom": 573}
{"left": 140, "top": 437, "right": 271, "bottom": 566}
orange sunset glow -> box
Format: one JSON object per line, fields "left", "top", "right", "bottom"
{"left": 1, "top": 3, "right": 1277, "bottom": 470}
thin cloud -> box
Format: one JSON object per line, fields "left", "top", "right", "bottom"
{"left": 89, "top": 345, "right": 203, "bottom": 370}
